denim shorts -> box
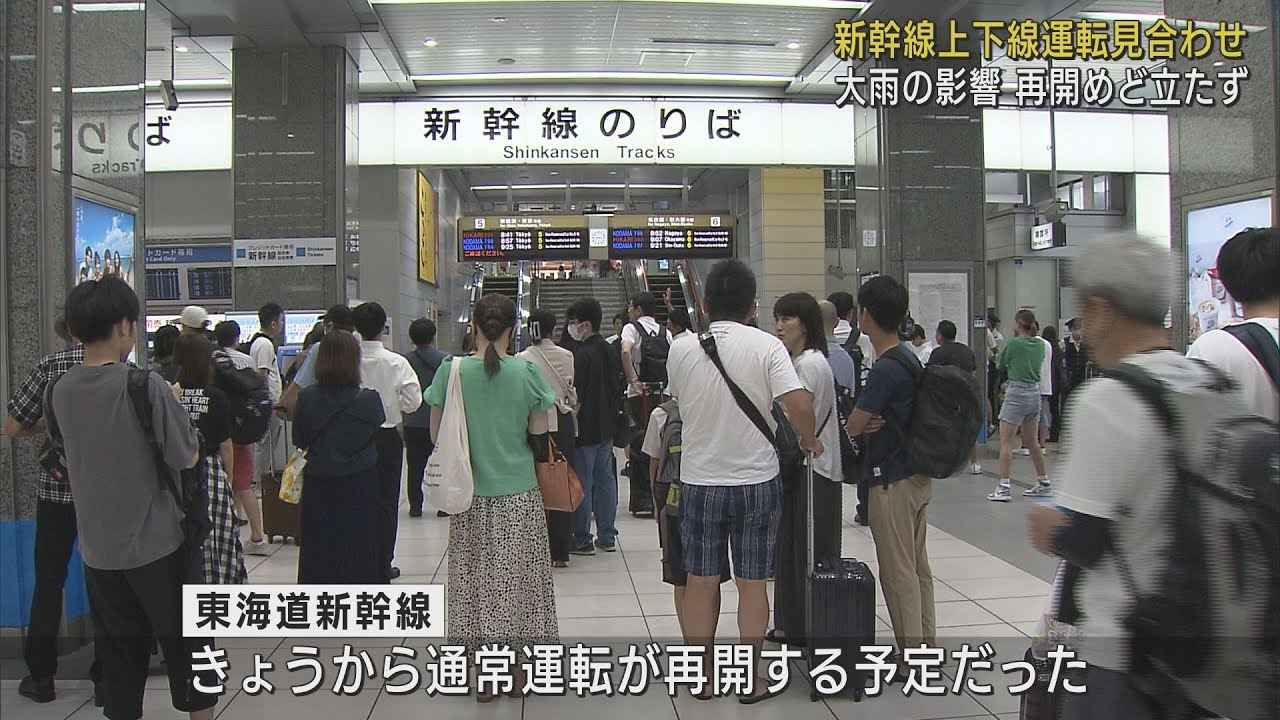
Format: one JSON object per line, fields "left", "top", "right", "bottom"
{"left": 1000, "top": 381, "right": 1042, "bottom": 426}
{"left": 679, "top": 478, "right": 782, "bottom": 581}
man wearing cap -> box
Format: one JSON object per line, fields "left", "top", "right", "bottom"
{"left": 178, "top": 305, "right": 211, "bottom": 336}
{"left": 280, "top": 304, "right": 355, "bottom": 417}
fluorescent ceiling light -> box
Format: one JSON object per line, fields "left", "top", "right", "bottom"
{"left": 54, "top": 2, "right": 145, "bottom": 12}
{"left": 472, "top": 183, "right": 685, "bottom": 191}
{"left": 175, "top": 45, "right": 189, "bottom": 53}
{"left": 1077, "top": 12, "right": 1166, "bottom": 22}
{"left": 52, "top": 83, "right": 145, "bottom": 94}
{"left": 1078, "top": 11, "right": 1267, "bottom": 30}
{"left": 423, "top": 37, "right": 439, "bottom": 47}
{"left": 144, "top": 79, "right": 232, "bottom": 89}
{"left": 412, "top": 71, "right": 792, "bottom": 84}
{"left": 375, "top": 0, "right": 868, "bottom": 8}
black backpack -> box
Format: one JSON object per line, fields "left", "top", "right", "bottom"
{"left": 882, "top": 346, "right": 983, "bottom": 479}
{"left": 238, "top": 332, "right": 271, "bottom": 357}
{"left": 843, "top": 327, "right": 866, "bottom": 397}
{"left": 631, "top": 321, "right": 670, "bottom": 384}
{"left": 212, "top": 350, "right": 273, "bottom": 445}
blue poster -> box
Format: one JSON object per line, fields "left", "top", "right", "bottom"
{"left": 73, "top": 196, "right": 136, "bottom": 289}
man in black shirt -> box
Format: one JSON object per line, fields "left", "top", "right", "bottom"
{"left": 566, "top": 298, "right": 622, "bottom": 555}
{"left": 928, "top": 321, "right": 983, "bottom": 476}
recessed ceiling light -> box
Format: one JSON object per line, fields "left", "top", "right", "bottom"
{"left": 491, "top": 16, "right": 507, "bottom": 22}
{"left": 423, "top": 37, "right": 438, "bottom": 47}
{"left": 609, "top": 170, "right": 618, "bottom": 175}
{"left": 786, "top": 41, "right": 801, "bottom": 50}
{"left": 175, "top": 45, "right": 189, "bottom": 53}
{"left": 286, "top": 133, "right": 295, "bottom": 138}
{"left": 549, "top": 170, "right": 560, "bottom": 176}
{"left": 1212, "top": 60, "right": 1225, "bottom": 66}
{"left": 497, "top": 57, "right": 516, "bottom": 65}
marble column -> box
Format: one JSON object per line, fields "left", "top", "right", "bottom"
{"left": 1165, "top": 0, "right": 1278, "bottom": 347}
{"left": 852, "top": 23, "right": 987, "bottom": 372}
{"left": 747, "top": 167, "right": 827, "bottom": 312}
{"left": 2, "top": 0, "right": 145, "bottom": 652}
{"left": 232, "top": 47, "right": 359, "bottom": 311}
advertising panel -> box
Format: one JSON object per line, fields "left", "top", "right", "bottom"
{"left": 1186, "top": 196, "right": 1272, "bottom": 343}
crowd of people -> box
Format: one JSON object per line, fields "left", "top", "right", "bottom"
{"left": 3, "top": 226, "right": 1276, "bottom": 718}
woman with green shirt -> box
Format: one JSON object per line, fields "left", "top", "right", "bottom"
{"left": 988, "top": 309, "right": 1052, "bottom": 502}
{"left": 425, "top": 294, "right": 557, "bottom": 700}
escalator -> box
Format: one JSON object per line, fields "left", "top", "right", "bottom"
{"left": 645, "top": 273, "right": 685, "bottom": 324}
{"left": 479, "top": 275, "right": 518, "bottom": 304}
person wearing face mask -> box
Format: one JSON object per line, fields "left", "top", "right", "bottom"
{"left": 565, "top": 297, "right": 624, "bottom": 555}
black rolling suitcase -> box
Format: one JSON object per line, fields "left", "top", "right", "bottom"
{"left": 805, "top": 456, "right": 876, "bottom": 702}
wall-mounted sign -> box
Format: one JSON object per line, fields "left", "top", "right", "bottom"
{"left": 142, "top": 99, "right": 856, "bottom": 172}
{"left": 862, "top": 230, "right": 878, "bottom": 248}
{"left": 607, "top": 214, "right": 735, "bottom": 259}
{"left": 1030, "top": 221, "right": 1067, "bottom": 251}
{"left": 74, "top": 196, "right": 137, "bottom": 289}
{"left": 417, "top": 172, "right": 437, "bottom": 284}
{"left": 589, "top": 227, "right": 608, "bottom": 248}
{"left": 234, "top": 237, "right": 336, "bottom": 267}
{"left": 458, "top": 216, "right": 590, "bottom": 262}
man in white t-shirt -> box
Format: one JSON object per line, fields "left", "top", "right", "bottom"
{"left": 1027, "top": 237, "right": 1251, "bottom": 720}
{"left": 1187, "top": 227, "right": 1279, "bottom": 422}
{"left": 352, "top": 302, "right": 422, "bottom": 581}
{"left": 621, "top": 292, "right": 673, "bottom": 517}
{"left": 667, "top": 260, "right": 820, "bottom": 702}
{"left": 828, "top": 291, "right": 876, "bottom": 368}
{"left": 1037, "top": 327, "right": 1054, "bottom": 447}
{"left": 249, "top": 302, "right": 285, "bottom": 486}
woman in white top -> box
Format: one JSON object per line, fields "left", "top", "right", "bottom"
{"left": 517, "top": 308, "right": 578, "bottom": 568}
{"left": 767, "top": 292, "right": 842, "bottom": 646}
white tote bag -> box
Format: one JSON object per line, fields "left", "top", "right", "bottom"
{"left": 425, "top": 359, "right": 475, "bottom": 514}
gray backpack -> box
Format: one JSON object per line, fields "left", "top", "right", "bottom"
{"left": 1106, "top": 361, "right": 1279, "bottom": 720}
{"left": 655, "top": 400, "right": 682, "bottom": 512}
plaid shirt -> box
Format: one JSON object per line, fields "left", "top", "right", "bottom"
{"left": 7, "top": 346, "right": 85, "bottom": 504}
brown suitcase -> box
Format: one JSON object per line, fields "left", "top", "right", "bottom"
{"left": 260, "top": 472, "right": 302, "bottom": 545}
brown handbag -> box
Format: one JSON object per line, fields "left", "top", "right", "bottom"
{"left": 536, "top": 435, "right": 584, "bottom": 512}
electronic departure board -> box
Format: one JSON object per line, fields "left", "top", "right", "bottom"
{"left": 458, "top": 215, "right": 590, "bottom": 261}
{"left": 608, "top": 214, "right": 735, "bottom": 259}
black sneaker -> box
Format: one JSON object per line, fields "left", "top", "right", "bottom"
{"left": 569, "top": 542, "right": 596, "bottom": 556}
{"left": 595, "top": 540, "right": 617, "bottom": 553}
{"left": 94, "top": 682, "right": 105, "bottom": 707}
{"left": 388, "top": 567, "right": 401, "bottom": 580}
{"left": 409, "top": 508, "right": 423, "bottom": 518}
{"left": 18, "top": 676, "right": 55, "bottom": 703}
{"left": 436, "top": 510, "right": 450, "bottom": 518}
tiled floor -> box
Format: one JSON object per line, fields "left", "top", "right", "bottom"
{"left": 5, "top": 472, "right": 1055, "bottom": 720}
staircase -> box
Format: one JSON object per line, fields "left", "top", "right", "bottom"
{"left": 480, "top": 276, "right": 518, "bottom": 304}
{"left": 534, "top": 276, "right": 628, "bottom": 340}
{"left": 645, "top": 273, "right": 687, "bottom": 324}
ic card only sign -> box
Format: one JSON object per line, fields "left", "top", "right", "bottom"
{"left": 608, "top": 214, "right": 735, "bottom": 259}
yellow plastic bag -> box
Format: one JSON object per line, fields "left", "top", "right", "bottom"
{"left": 278, "top": 449, "right": 307, "bottom": 504}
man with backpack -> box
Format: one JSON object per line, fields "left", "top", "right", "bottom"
{"left": 844, "top": 275, "right": 937, "bottom": 667}
{"left": 49, "top": 277, "right": 218, "bottom": 720}
{"left": 246, "top": 303, "right": 285, "bottom": 487}
{"left": 828, "top": 291, "right": 875, "bottom": 384}
{"left": 821, "top": 299, "right": 865, "bottom": 523}
{"left": 621, "top": 291, "right": 672, "bottom": 516}
{"left": 212, "top": 320, "right": 269, "bottom": 555}
{"left": 403, "top": 318, "right": 447, "bottom": 518}
{"left": 1187, "top": 226, "right": 1278, "bottom": 421}
{"left": 1027, "top": 235, "right": 1275, "bottom": 720}
{"left": 3, "top": 321, "right": 102, "bottom": 706}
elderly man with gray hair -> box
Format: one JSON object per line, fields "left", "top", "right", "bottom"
{"left": 1025, "top": 235, "right": 1255, "bottom": 720}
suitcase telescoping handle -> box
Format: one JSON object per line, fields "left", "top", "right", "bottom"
{"left": 804, "top": 450, "right": 815, "bottom": 658}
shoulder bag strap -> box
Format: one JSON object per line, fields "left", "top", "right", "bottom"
{"left": 697, "top": 332, "right": 776, "bottom": 447}
{"left": 1224, "top": 323, "right": 1280, "bottom": 388}
{"left": 299, "top": 392, "right": 364, "bottom": 449}
{"left": 877, "top": 346, "right": 919, "bottom": 449}
{"left": 531, "top": 345, "right": 573, "bottom": 400}
{"left": 126, "top": 368, "right": 184, "bottom": 503}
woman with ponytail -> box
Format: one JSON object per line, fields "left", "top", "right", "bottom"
{"left": 424, "top": 294, "right": 558, "bottom": 700}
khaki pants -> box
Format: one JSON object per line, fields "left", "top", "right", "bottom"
{"left": 869, "top": 474, "right": 936, "bottom": 650}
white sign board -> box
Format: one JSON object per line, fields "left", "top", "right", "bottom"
{"left": 862, "top": 230, "right": 878, "bottom": 248}
{"left": 589, "top": 227, "right": 608, "bottom": 248}
{"left": 1030, "top": 222, "right": 1055, "bottom": 251}
{"left": 139, "top": 99, "right": 857, "bottom": 171}
{"left": 908, "top": 272, "right": 970, "bottom": 348}
{"left": 144, "top": 106, "right": 233, "bottom": 172}
{"left": 233, "top": 237, "right": 336, "bottom": 267}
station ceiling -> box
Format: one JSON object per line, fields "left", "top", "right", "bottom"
{"left": 145, "top": 0, "right": 1171, "bottom": 97}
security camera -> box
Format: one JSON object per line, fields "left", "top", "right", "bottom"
{"left": 160, "top": 80, "right": 179, "bottom": 112}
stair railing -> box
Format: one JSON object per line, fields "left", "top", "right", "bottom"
{"left": 677, "top": 260, "right": 707, "bottom": 333}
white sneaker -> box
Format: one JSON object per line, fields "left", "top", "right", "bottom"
{"left": 245, "top": 538, "right": 272, "bottom": 556}
{"left": 1016, "top": 448, "right": 1031, "bottom": 456}
{"left": 1023, "top": 481, "right": 1054, "bottom": 498}
{"left": 986, "top": 484, "right": 1012, "bottom": 502}
{"left": 970, "top": 463, "right": 983, "bottom": 475}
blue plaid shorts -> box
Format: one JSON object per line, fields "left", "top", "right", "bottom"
{"left": 679, "top": 478, "right": 782, "bottom": 581}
